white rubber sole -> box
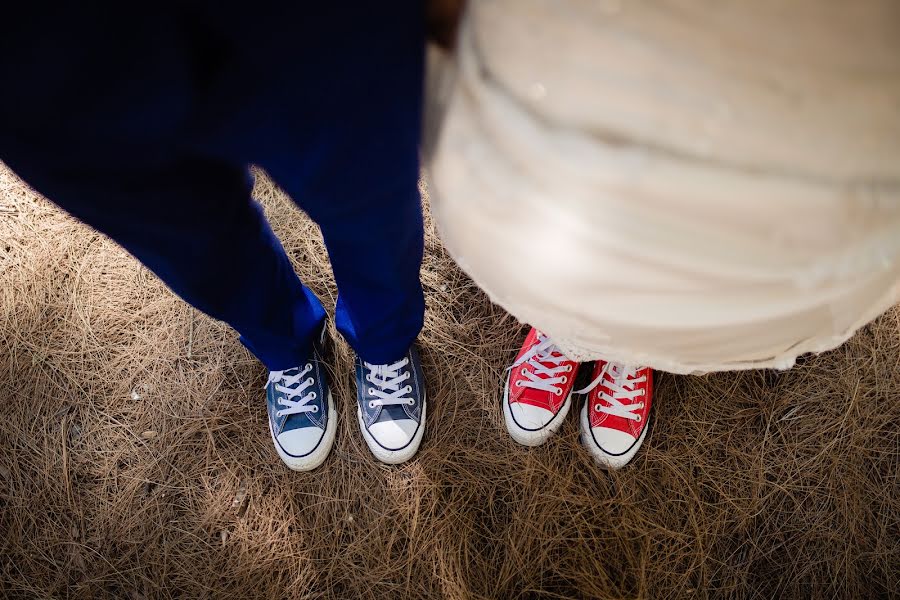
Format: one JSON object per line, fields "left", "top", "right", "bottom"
{"left": 268, "top": 390, "right": 337, "bottom": 472}
{"left": 502, "top": 375, "right": 573, "bottom": 447}
{"left": 356, "top": 393, "right": 427, "bottom": 465}
{"left": 579, "top": 401, "right": 648, "bottom": 470}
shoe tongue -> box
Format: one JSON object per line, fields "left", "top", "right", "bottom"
{"left": 373, "top": 371, "right": 403, "bottom": 389}
{"left": 280, "top": 366, "right": 306, "bottom": 387}
{"left": 374, "top": 383, "right": 400, "bottom": 395}
{"left": 532, "top": 349, "right": 563, "bottom": 368}
{"left": 605, "top": 372, "right": 627, "bottom": 384}
{"left": 372, "top": 361, "right": 404, "bottom": 378}
{"left": 601, "top": 370, "right": 634, "bottom": 396}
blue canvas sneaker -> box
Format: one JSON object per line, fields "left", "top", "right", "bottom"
{"left": 265, "top": 327, "right": 337, "bottom": 471}
{"left": 354, "top": 345, "right": 427, "bottom": 464}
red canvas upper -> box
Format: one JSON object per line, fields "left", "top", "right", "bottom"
{"left": 507, "top": 328, "right": 578, "bottom": 413}
{"left": 585, "top": 360, "right": 653, "bottom": 439}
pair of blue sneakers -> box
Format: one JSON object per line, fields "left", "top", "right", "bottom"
{"left": 264, "top": 327, "right": 427, "bottom": 470}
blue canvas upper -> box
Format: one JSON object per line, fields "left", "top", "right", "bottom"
{"left": 266, "top": 329, "right": 331, "bottom": 457}
{"left": 354, "top": 344, "right": 425, "bottom": 448}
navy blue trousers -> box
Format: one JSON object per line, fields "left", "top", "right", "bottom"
{"left": 0, "top": 3, "right": 426, "bottom": 370}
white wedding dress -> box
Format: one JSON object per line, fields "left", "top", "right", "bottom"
{"left": 427, "top": 0, "right": 900, "bottom": 373}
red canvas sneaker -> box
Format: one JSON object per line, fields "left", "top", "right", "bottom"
{"left": 578, "top": 361, "right": 652, "bottom": 469}
{"left": 503, "top": 328, "right": 578, "bottom": 446}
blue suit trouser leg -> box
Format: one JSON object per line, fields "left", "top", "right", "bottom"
{"left": 0, "top": 2, "right": 426, "bottom": 371}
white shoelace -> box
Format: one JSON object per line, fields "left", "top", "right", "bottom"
{"left": 576, "top": 362, "right": 646, "bottom": 421}
{"left": 510, "top": 333, "right": 572, "bottom": 396}
{"left": 364, "top": 358, "right": 414, "bottom": 408}
{"left": 266, "top": 364, "right": 318, "bottom": 417}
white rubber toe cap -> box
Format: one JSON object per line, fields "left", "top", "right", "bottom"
{"left": 368, "top": 419, "right": 418, "bottom": 451}
{"left": 589, "top": 427, "right": 638, "bottom": 455}
{"left": 277, "top": 427, "right": 326, "bottom": 457}
{"left": 502, "top": 379, "right": 573, "bottom": 447}
{"left": 509, "top": 402, "right": 555, "bottom": 431}
{"left": 357, "top": 405, "right": 427, "bottom": 465}
{"left": 580, "top": 403, "right": 647, "bottom": 470}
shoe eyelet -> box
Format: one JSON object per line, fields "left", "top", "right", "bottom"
{"left": 309, "top": 392, "right": 316, "bottom": 400}
{"left": 594, "top": 404, "right": 602, "bottom": 412}
{"left": 514, "top": 380, "right": 522, "bottom": 387}
{"left": 561, "top": 376, "right": 567, "bottom": 384}
{"left": 311, "top": 406, "right": 319, "bottom": 413}
{"left": 368, "top": 401, "right": 376, "bottom": 409}
{"left": 368, "top": 388, "right": 375, "bottom": 395}
{"left": 407, "top": 399, "right": 415, "bottom": 406}
{"left": 554, "top": 388, "right": 562, "bottom": 396}
{"left": 405, "top": 385, "right": 412, "bottom": 393}
{"left": 635, "top": 414, "right": 642, "bottom": 422}
{"left": 565, "top": 365, "right": 573, "bottom": 372}
{"left": 638, "top": 402, "right": 644, "bottom": 409}
{"left": 520, "top": 368, "right": 527, "bottom": 376}
{"left": 307, "top": 377, "right": 314, "bottom": 385}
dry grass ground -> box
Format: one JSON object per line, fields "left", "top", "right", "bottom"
{"left": 0, "top": 162, "right": 898, "bottom": 599}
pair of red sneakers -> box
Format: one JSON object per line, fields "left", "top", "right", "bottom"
{"left": 503, "top": 328, "right": 653, "bottom": 469}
